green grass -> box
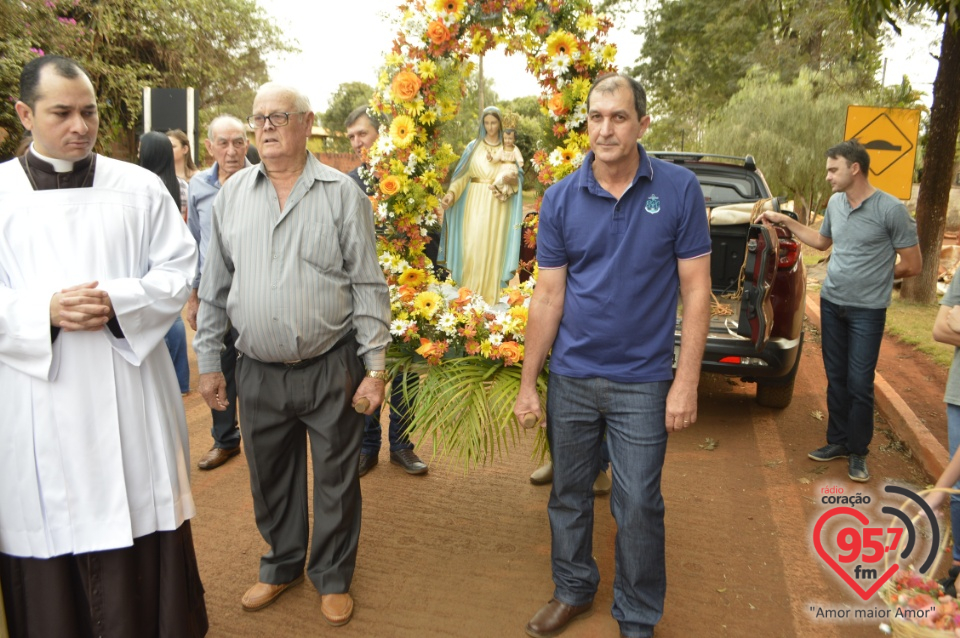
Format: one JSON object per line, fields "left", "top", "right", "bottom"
{"left": 521, "top": 189, "right": 537, "bottom": 208}
{"left": 886, "top": 296, "right": 955, "bottom": 368}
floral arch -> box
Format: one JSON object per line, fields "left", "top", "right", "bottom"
{"left": 362, "top": 0, "right": 618, "bottom": 465}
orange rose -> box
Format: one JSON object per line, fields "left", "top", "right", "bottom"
{"left": 548, "top": 93, "right": 567, "bottom": 116}
{"left": 451, "top": 286, "right": 472, "bottom": 308}
{"left": 498, "top": 341, "right": 523, "bottom": 365}
{"left": 380, "top": 174, "right": 402, "bottom": 196}
{"left": 397, "top": 285, "right": 417, "bottom": 302}
{"left": 391, "top": 70, "right": 422, "bottom": 102}
{"left": 415, "top": 338, "right": 447, "bottom": 364}
{"left": 427, "top": 20, "right": 450, "bottom": 45}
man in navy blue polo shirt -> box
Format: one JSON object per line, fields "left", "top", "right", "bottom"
{"left": 513, "top": 74, "right": 711, "bottom": 638}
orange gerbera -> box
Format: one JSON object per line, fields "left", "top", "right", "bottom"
{"left": 391, "top": 70, "right": 422, "bottom": 102}
{"left": 427, "top": 20, "right": 450, "bottom": 45}
{"left": 546, "top": 30, "right": 578, "bottom": 58}
{"left": 380, "top": 174, "right": 402, "bottom": 196}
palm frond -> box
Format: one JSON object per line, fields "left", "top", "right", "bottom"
{"left": 386, "top": 350, "right": 549, "bottom": 468}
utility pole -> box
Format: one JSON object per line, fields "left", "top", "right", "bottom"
{"left": 478, "top": 54, "right": 485, "bottom": 113}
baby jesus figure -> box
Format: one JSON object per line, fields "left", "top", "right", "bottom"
{"left": 488, "top": 128, "right": 524, "bottom": 202}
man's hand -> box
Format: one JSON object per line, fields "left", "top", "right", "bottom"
{"left": 186, "top": 289, "right": 200, "bottom": 331}
{"left": 665, "top": 380, "right": 697, "bottom": 433}
{"left": 199, "top": 372, "right": 229, "bottom": 411}
{"left": 513, "top": 386, "right": 543, "bottom": 429}
{"left": 352, "top": 377, "right": 385, "bottom": 415}
{"left": 760, "top": 211, "right": 789, "bottom": 225}
{"left": 50, "top": 281, "right": 114, "bottom": 331}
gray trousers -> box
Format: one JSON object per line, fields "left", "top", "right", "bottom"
{"left": 235, "top": 337, "right": 364, "bottom": 594}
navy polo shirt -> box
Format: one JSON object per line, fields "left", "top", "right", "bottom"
{"left": 537, "top": 145, "right": 711, "bottom": 383}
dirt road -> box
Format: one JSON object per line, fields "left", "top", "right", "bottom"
{"left": 182, "top": 317, "right": 940, "bottom": 637}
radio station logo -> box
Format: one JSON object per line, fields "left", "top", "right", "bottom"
{"left": 813, "top": 484, "right": 940, "bottom": 601}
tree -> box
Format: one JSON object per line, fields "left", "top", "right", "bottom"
{"left": 499, "top": 95, "right": 546, "bottom": 185}
{"left": 442, "top": 65, "right": 499, "bottom": 154}
{"left": 0, "top": 0, "right": 296, "bottom": 161}
{"left": 632, "top": 0, "right": 882, "bottom": 150}
{"left": 702, "top": 68, "right": 859, "bottom": 221}
{"left": 848, "top": 0, "right": 960, "bottom": 303}
{"left": 320, "top": 81, "right": 375, "bottom": 152}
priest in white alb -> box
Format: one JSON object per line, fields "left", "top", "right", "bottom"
{"left": 0, "top": 55, "right": 207, "bottom": 636}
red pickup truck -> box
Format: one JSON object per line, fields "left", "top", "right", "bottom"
{"left": 653, "top": 152, "right": 806, "bottom": 408}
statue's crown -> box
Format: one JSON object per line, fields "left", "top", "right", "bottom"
{"left": 502, "top": 111, "right": 519, "bottom": 130}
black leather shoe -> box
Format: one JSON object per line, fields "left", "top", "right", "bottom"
{"left": 525, "top": 598, "right": 592, "bottom": 638}
{"left": 358, "top": 453, "right": 378, "bottom": 477}
{"left": 390, "top": 449, "right": 428, "bottom": 475}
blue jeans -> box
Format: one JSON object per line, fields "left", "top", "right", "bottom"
{"left": 819, "top": 298, "right": 886, "bottom": 456}
{"left": 211, "top": 327, "right": 241, "bottom": 450}
{"left": 362, "top": 372, "right": 416, "bottom": 455}
{"left": 164, "top": 316, "right": 189, "bottom": 394}
{"left": 546, "top": 373, "right": 670, "bottom": 638}
{"left": 948, "top": 403, "right": 960, "bottom": 562}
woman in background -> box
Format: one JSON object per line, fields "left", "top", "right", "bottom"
{"left": 167, "top": 129, "right": 198, "bottom": 181}
{"left": 140, "top": 131, "right": 191, "bottom": 395}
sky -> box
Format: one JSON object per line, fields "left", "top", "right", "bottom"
{"left": 255, "top": 0, "right": 942, "bottom": 124}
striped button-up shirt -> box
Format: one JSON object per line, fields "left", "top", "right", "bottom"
{"left": 194, "top": 152, "right": 390, "bottom": 372}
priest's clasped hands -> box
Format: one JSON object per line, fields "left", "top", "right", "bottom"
{"left": 49, "top": 280, "right": 114, "bottom": 331}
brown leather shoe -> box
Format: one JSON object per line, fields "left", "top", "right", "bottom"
{"left": 241, "top": 575, "right": 304, "bottom": 611}
{"left": 321, "top": 592, "right": 354, "bottom": 626}
{"left": 525, "top": 598, "right": 592, "bottom": 638}
{"left": 198, "top": 445, "right": 240, "bottom": 470}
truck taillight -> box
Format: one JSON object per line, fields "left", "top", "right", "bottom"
{"left": 774, "top": 229, "right": 800, "bottom": 269}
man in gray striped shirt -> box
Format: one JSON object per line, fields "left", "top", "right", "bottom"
{"left": 194, "top": 82, "right": 391, "bottom": 627}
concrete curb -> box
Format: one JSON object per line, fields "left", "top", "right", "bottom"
{"left": 803, "top": 293, "right": 949, "bottom": 481}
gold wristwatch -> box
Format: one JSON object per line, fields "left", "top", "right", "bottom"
{"left": 365, "top": 369, "right": 389, "bottom": 381}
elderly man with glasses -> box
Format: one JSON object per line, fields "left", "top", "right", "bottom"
{"left": 194, "top": 83, "right": 390, "bottom": 627}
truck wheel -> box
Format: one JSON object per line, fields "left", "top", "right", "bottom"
{"left": 756, "top": 379, "right": 795, "bottom": 408}
{"left": 754, "top": 337, "right": 803, "bottom": 409}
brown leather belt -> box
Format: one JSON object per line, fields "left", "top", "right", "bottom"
{"left": 470, "top": 178, "right": 493, "bottom": 184}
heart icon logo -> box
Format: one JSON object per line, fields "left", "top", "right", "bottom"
{"left": 813, "top": 506, "right": 899, "bottom": 601}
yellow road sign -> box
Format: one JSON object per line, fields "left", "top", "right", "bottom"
{"left": 844, "top": 106, "right": 921, "bottom": 200}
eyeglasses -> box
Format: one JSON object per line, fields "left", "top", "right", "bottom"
{"left": 246, "top": 112, "right": 306, "bottom": 128}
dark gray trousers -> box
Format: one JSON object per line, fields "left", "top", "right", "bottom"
{"left": 235, "top": 338, "right": 364, "bottom": 594}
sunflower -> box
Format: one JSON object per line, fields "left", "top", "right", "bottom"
{"left": 413, "top": 291, "right": 443, "bottom": 318}
{"left": 546, "top": 30, "right": 578, "bottom": 59}
{"left": 398, "top": 268, "right": 427, "bottom": 287}
{"left": 390, "top": 115, "right": 416, "bottom": 148}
